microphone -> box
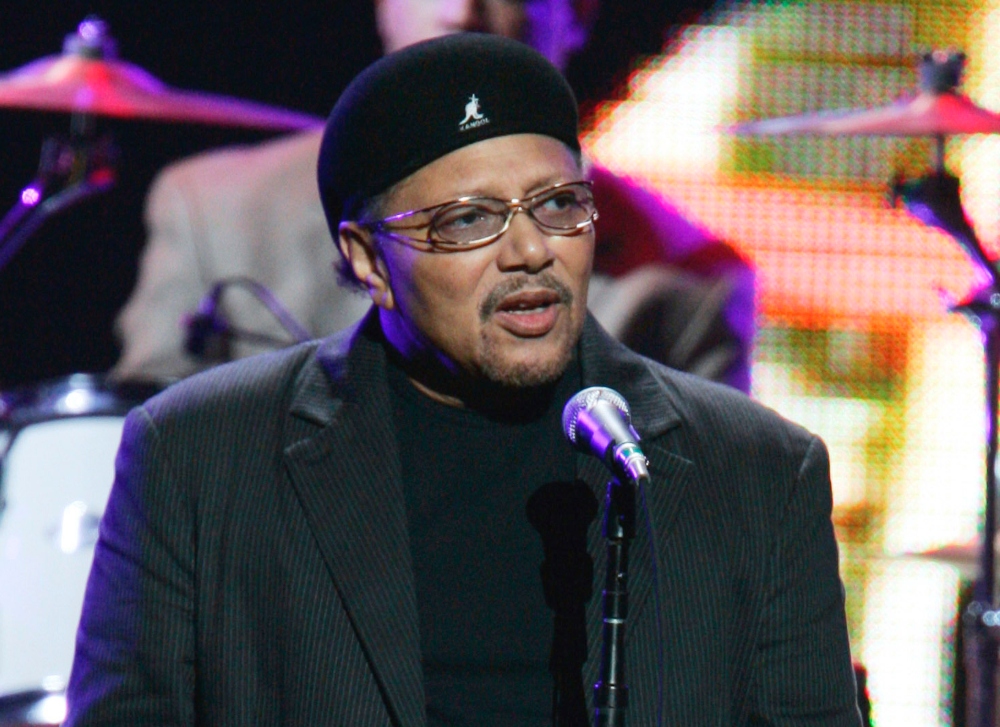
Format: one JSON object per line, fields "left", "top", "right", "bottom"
{"left": 183, "top": 277, "right": 312, "bottom": 362}
{"left": 184, "top": 281, "right": 229, "bottom": 358}
{"left": 562, "top": 387, "right": 649, "bottom": 484}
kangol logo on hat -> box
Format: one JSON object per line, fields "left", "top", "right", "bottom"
{"left": 459, "top": 94, "right": 490, "bottom": 131}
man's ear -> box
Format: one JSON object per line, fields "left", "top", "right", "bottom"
{"left": 338, "top": 222, "right": 395, "bottom": 310}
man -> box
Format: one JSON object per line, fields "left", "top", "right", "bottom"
{"left": 67, "top": 34, "right": 860, "bottom": 726}
{"left": 111, "top": 0, "right": 754, "bottom": 392}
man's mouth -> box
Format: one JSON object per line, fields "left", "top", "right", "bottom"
{"left": 490, "top": 288, "right": 565, "bottom": 337}
{"left": 496, "top": 289, "right": 561, "bottom": 314}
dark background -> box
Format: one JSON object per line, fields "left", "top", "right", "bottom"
{"left": 0, "top": 0, "right": 714, "bottom": 390}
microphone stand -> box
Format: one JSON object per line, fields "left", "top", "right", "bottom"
{"left": 561, "top": 388, "right": 650, "bottom": 726}
{"left": 893, "top": 168, "right": 1000, "bottom": 727}
{"left": 184, "top": 276, "right": 312, "bottom": 364}
{"left": 594, "top": 473, "right": 639, "bottom": 727}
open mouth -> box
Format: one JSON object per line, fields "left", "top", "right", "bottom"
{"left": 496, "top": 289, "right": 561, "bottom": 314}
{"left": 492, "top": 289, "right": 563, "bottom": 336}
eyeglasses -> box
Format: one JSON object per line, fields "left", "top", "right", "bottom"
{"left": 359, "top": 180, "right": 598, "bottom": 252}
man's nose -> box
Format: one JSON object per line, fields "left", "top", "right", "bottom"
{"left": 494, "top": 209, "right": 557, "bottom": 272}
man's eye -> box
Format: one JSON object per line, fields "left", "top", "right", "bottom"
{"left": 446, "top": 209, "right": 487, "bottom": 227}
{"left": 434, "top": 206, "right": 495, "bottom": 235}
{"left": 539, "top": 192, "right": 578, "bottom": 211}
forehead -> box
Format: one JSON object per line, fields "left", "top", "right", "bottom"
{"left": 387, "top": 134, "right": 582, "bottom": 209}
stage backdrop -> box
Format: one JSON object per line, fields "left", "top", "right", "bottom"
{"left": 585, "top": 1, "right": 995, "bottom": 724}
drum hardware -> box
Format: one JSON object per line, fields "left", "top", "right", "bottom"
{"left": 0, "top": 14, "right": 321, "bottom": 717}
{"left": 184, "top": 276, "right": 313, "bottom": 364}
{"left": 729, "top": 51, "right": 1000, "bottom": 138}
{"left": 47, "top": 500, "right": 101, "bottom": 555}
{"left": 905, "top": 538, "right": 1000, "bottom": 581}
{"left": 0, "top": 684, "right": 66, "bottom": 726}
{"left": 0, "top": 16, "right": 323, "bottom": 275}
{"left": 0, "top": 130, "right": 118, "bottom": 276}
{"left": 730, "top": 50, "right": 1000, "bottom": 727}
{"left": 0, "top": 16, "right": 323, "bottom": 127}
{"left": 0, "top": 374, "right": 159, "bottom": 707}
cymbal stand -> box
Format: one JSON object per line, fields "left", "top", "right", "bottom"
{"left": 0, "top": 18, "right": 120, "bottom": 276}
{"left": 893, "top": 170, "right": 1000, "bottom": 727}
{"left": 0, "top": 122, "right": 117, "bottom": 275}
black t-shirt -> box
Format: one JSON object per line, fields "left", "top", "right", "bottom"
{"left": 388, "top": 358, "right": 596, "bottom": 725}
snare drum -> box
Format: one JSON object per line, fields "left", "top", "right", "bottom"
{"left": 0, "top": 374, "right": 157, "bottom": 699}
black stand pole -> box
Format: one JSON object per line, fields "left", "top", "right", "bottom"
{"left": 961, "top": 314, "right": 1000, "bottom": 727}
{"left": 594, "top": 476, "right": 637, "bottom": 727}
{"left": 894, "top": 169, "right": 1000, "bottom": 727}
{"left": 560, "top": 387, "right": 650, "bottom": 726}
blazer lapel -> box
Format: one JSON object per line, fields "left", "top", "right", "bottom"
{"left": 282, "top": 324, "right": 426, "bottom": 727}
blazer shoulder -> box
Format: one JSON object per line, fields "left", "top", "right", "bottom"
{"left": 140, "top": 340, "right": 325, "bottom": 431}
{"left": 645, "top": 359, "right": 819, "bottom": 462}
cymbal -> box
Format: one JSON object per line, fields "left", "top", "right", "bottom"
{"left": 0, "top": 20, "right": 322, "bottom": 130}
{"left": 904, "top": 538, "right": 998, "bottom": 579}
{"left": 729, "top": 91, "right": 1000, "bottom": 137}
{"left": 729, "top": 50, "right": 1000, "bottom": 137}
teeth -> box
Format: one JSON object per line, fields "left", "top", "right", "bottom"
{"left": 497, "top": 293, "right": 557, "bottom": 313}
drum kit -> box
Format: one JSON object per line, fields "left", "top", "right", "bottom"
{"left": 731, "top": 50, "right": 1000, "bottom": 727}
{"left": 0, "top": 16, "right": 321, "bottom": 726}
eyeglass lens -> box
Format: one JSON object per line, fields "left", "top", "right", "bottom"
{"left": 431, "top": 184, "right": 595, "bottom": 244}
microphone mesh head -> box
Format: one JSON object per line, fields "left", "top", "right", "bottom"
{"left": 561, "top": 386, "right": 631, "bottom": 445}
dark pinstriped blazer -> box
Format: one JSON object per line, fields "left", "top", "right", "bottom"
{"left": 65, "top": 312, "right": 861, "bottom": 726}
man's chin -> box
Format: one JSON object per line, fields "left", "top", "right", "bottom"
{"left": 477, "top": 346, "right": 574, "bottom": 389}
{"left": 477, "top": 317, "right": 582, "bottom": 388}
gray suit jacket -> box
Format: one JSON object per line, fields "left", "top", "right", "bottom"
{"left": 67, "top": 314, "right": 859, "bottom": 726}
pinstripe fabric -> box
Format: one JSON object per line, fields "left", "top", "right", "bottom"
{"left": 65, "top": 311, "right": 861, "bottom": 726}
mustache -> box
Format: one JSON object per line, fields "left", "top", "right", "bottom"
{"left": 479, "top": 272, "right": 575, "bottom": 322}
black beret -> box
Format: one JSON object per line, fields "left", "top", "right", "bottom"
{"left": 317, "top": 32, "right": 580, "bottom": 229}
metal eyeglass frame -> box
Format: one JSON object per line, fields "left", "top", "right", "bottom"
{"left": 358, "top": 180, "right": 598, "bottom": 252}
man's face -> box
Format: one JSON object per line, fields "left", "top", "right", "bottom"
{"left": 372, "top": 0, "right": 597, "bottom": 69}
{"left": 362, "top": 134, "right": 594, "bottom": 393}
{"left": 374, "top": 0, "right": 527, "bottom": 53}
